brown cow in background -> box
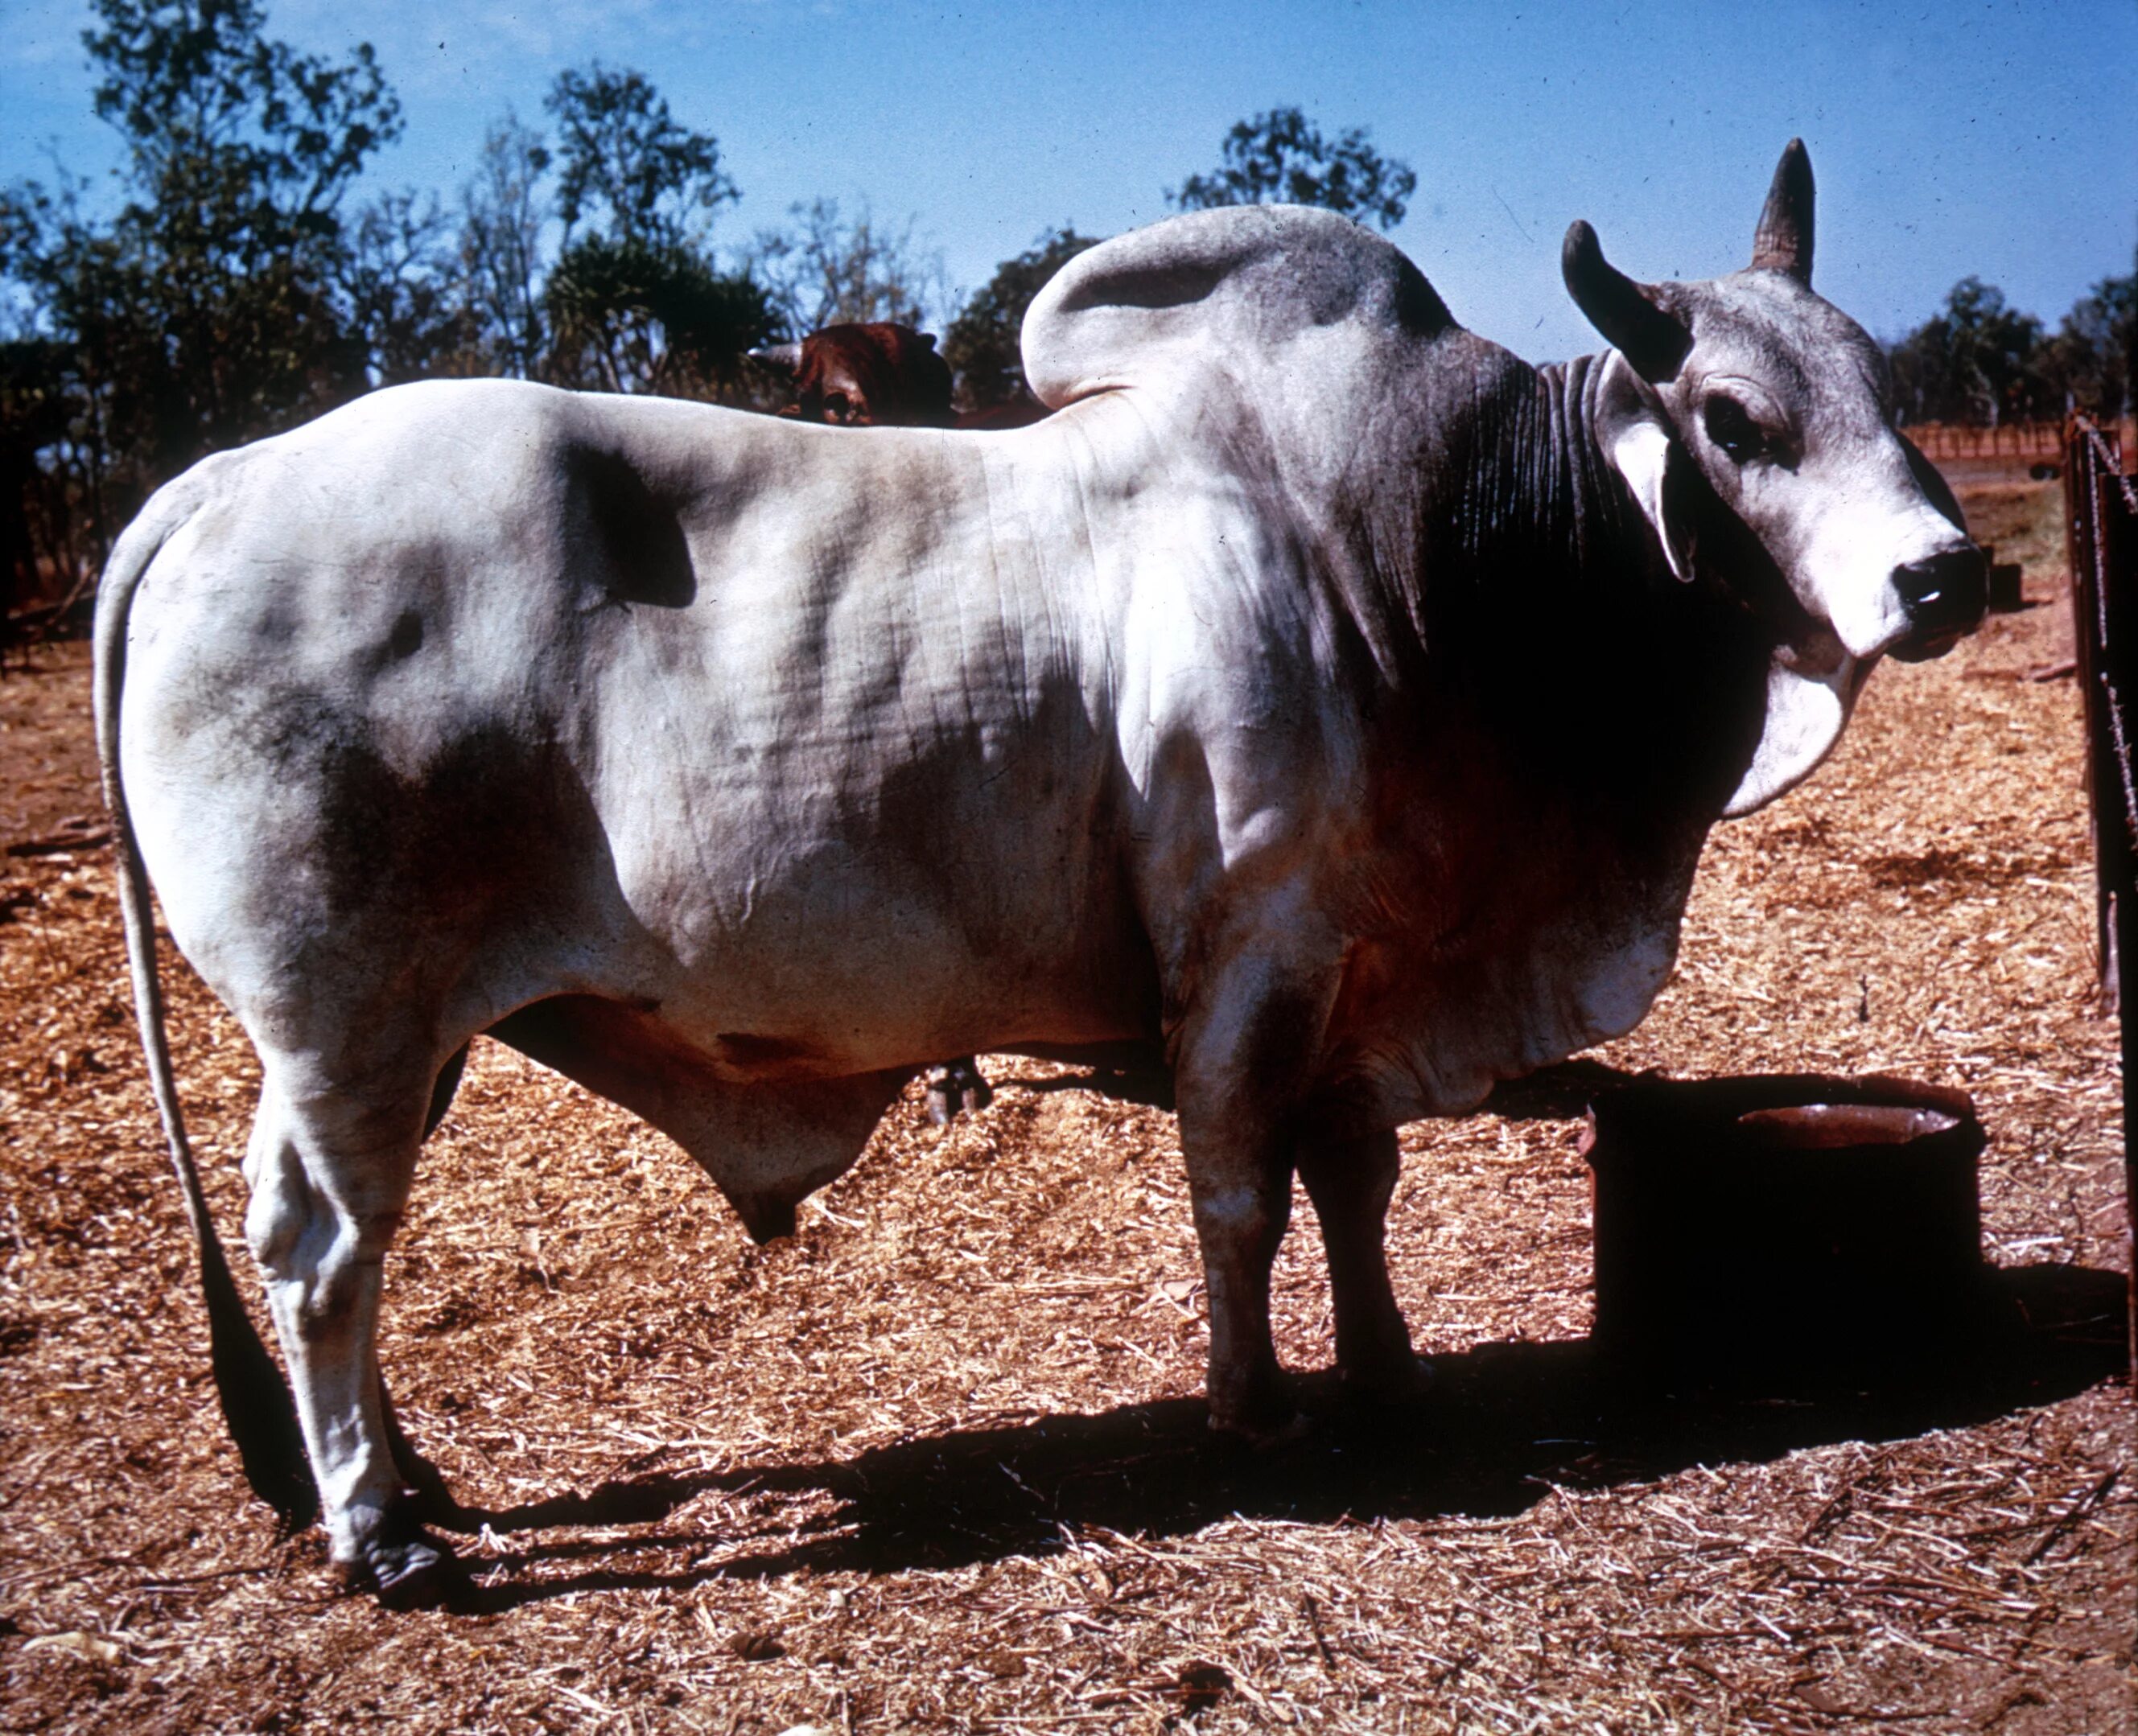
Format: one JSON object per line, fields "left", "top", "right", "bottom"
{"left": 752, "top": 323, "right": 1049, "bottom": 432}
{"left": 749, "top": 323, "right": 957, "bottom": 428}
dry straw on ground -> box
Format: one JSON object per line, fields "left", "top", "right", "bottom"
{"left": 0, "top": 470, "right": 2130, "bottom": 1733}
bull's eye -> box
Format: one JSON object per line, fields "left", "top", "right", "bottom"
{"left": 1702, "top": 396, "right": 1767, "bottom": 463}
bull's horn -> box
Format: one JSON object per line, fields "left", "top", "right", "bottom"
{"left": 1750, "top": 138, "right": 1814, "bottom": 284}
{"left": 748, "top": 342, "right": 803, "bottom": 374}
{"left": 1561, "top": 220, "right": 1691, "bottom": 381}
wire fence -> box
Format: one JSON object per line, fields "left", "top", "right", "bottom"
{"left": 1910, "top": 418, "right": 2137, "bottom": 463}
{"left": 2061, "top": 413, "right": 2138, "bottom": 1383}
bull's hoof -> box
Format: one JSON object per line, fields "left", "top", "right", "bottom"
{"left": 1209, "top": 1405, "right": 1315, "bottom": 1450}
{"left": 349, "top": 1520, "right": 459, "bottom": 1609}
{"left": 1206, "top": 1376, "right": 1312, "bottom": 1449}
{"left": 1341, "top": 1351, "right": 1436, "bottom": 1408}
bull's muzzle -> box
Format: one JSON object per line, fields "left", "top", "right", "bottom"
{"left": 1887, "top": 546, "right": 1988, "bottom": 663}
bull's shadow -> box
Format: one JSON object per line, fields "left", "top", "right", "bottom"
{"left": 959, "top": 1049, "right": 1646, "bottom": 1117}
{"left": 439, "top": 1259, "right": 2127, "bottom": 1613}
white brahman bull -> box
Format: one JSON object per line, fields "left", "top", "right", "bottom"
{"left": 97, "top": 142, "right": 1983, "bottom": 1598}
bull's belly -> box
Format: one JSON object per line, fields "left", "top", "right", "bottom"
{"left": 585, "top": 821, "right": 1160, "bottom": 1083}
{"left": 619, "top": 927, "right": 1157, "bottom": 1084}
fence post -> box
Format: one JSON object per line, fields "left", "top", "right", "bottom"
{"left": 2066, "top": 421, "right": 2112, "bottom": 996}
{"left": 2063, "top": 415, "right": 2138, "bottom": 1384}
{"left": 2105, "top": 473, "right": 2138, "bottom": 1391}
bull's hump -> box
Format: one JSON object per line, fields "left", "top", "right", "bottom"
{"left": 1022, "top": 206, "right": 1458, "bottom": 411}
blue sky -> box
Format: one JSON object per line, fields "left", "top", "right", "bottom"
{"left": 4, "top": 0, "right": 2132, "bottom": 362}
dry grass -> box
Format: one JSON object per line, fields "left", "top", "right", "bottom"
{"left": 0, "top": 470, "right": 2130, "bottom": 1734}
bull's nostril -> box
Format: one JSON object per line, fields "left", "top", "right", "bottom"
{"left": 1893, "top": 547, "right": 1988, "bottom": 631}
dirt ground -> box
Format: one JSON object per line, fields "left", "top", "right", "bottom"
{"left": 0, "top": 470, "right": 2131, "bottom": 1734}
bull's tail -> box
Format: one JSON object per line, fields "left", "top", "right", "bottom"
{"left": 93, "top": 488, "right": 320, "bottom": 1533}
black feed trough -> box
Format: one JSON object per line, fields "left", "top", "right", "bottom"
{"left": 1581, "top": 1074, "right": 1988, "bottom": 1384}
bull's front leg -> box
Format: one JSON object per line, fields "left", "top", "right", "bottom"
{"left": 1177, "top": 1109, "right": 1296, "bottom": 1438}
{"left": 1296, "top": 1129, "right": 1427, "bottom": 1401}
{"left": 1172, "top": 937, "right": 1342, "bottom": 1442}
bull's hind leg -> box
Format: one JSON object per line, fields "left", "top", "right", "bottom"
{"left": 923, "top": 1056, "right": 992, "bottom": 1125}
{"left": 241, "top": 1047, "right": 441, "bottom": 1598}
{"left": 1296, "top": 1129, "right": 1427, "bottom": 1401}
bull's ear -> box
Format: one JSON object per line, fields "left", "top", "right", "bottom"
{"left": 1563, "top": 222, "right": 1690, "bottom": 382}
{"left": 1596, "top": 355, "right": 1695, "bottom": 583}
{"left": 748, "top": 342, "right": 803, "bottom": 377}
{"left": 1750, "top": 139, "right": 1814, "bottom": 284}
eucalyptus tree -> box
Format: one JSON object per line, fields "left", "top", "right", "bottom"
{"left": 0, "top": 0, "right": 400, "bottom": 557}
{"left": 941, "top": 226, "right": 1098, "bottom": 410}
{"left": 1169, "top": 107, "right": 1415, "bottom": 233}
{"left": 538, "top": 64, "right": 770, "bottom": 397}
